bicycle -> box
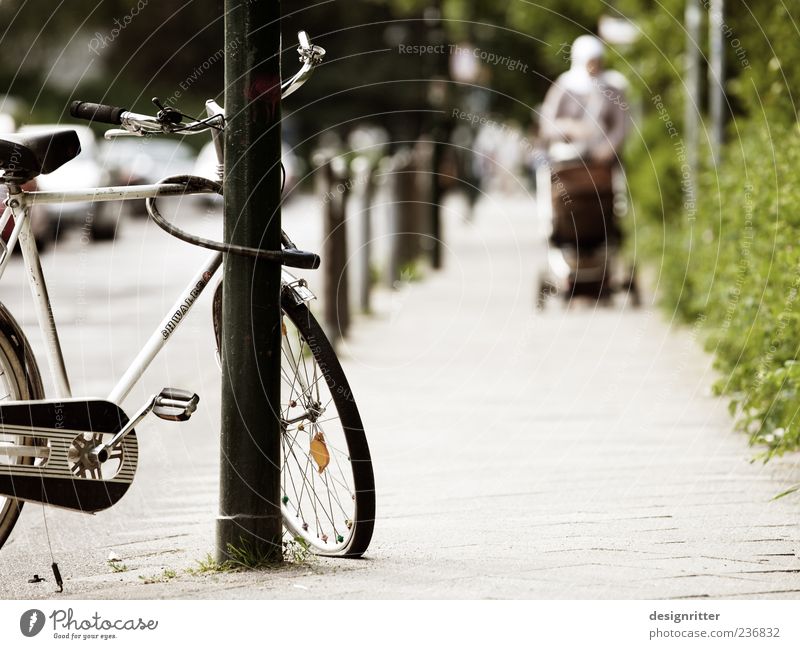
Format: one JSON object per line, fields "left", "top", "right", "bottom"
{"left": 0, "top": 32, "right": 374, "bottom": 568}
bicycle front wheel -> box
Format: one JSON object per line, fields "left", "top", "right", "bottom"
{"left": 280, "top": 296, "right": 375, "bottom": 557}
{"left": 0, "top": 303, "right": 45, "bottom": 550}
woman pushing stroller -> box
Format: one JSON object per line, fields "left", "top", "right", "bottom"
{"left": 536, "top": 34, "right": 638, "bottom": 307}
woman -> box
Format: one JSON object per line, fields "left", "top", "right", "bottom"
{"left": 540, "top": 35, "right": 629, "bottom": 164}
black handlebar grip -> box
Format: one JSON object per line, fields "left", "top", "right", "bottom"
{"left": 69, "top": 100, "right": 127, "bottom": 125}
{"left": 281, "top": 249, "right": 321, "bottom": 270}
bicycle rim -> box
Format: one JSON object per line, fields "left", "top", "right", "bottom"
{"left": 279, "top": 298, "right": 375, "bottom": 557}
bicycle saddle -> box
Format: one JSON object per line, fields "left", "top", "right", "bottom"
{"left": 0, "top": 129, "right": 81, "bottom": 181}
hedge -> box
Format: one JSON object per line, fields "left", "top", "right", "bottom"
{"left": 622, "top": 0, "right": 800, "bottom": 459}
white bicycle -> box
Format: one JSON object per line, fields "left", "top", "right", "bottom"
{"left": 0, "top": 32, "right": 374, "bottom": 566}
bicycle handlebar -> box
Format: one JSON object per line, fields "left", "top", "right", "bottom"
{"left": 67, "top": 30, "right": 325, "bottom": 270}
{"left": 69, "top": 101, "right": 127, "bottom": 125}
{"left": 298, "top": 30, "right": 310, "bottom": 50}
{"left": 70, "top": 31, "right": 324, "bottom": 139}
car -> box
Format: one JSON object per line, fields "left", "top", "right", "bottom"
{"left": 101, "top": 137, "right": 196, "bottom": 216}
{"left": 18, "top": 124, "right": 119, "bottom": 240}
{"left": 191, "top": 140, "right": 300, "bottom": 208}
{"left": 0, "top": 113, "right": 58, "bottom": 250}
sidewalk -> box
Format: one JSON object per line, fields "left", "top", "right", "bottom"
{"left": 2, "top": 192, "right": 799, "bottom": 599}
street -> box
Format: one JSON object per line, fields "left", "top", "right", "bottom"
{"left": 0, "top": 190, "right": 798, "bottom": 599}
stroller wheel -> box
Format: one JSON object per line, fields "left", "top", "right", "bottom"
{"left": 626, "top": 268, "right": 641, "bottom": 307}
{"left": 536, "top": 277, "right": 555, "bottom": 311}
{"left": 536, "top": 286, "right": 548, "bottom": 311}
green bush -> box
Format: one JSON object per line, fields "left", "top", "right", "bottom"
{"left": 624, "top": 1, "right": 800, "bottom": 459}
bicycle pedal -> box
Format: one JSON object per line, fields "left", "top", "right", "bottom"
{"left": 153, "top": 388, "right": 199, "bottom": 422}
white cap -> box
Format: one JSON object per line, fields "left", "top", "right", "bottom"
{"left": 571, "top": 35, "right": 605, "bottom": 67}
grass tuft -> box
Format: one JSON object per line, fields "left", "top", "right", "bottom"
{"left": 188, "top": 536, "right": 315, "bottom": 574}
{"left": 139, "top": 568, "right": 178, "bottom": 584}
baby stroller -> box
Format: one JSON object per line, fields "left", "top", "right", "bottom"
{"left": 535, "top": 154, "right": 639, "bottom": 309}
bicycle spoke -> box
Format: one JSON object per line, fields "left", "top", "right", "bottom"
{"left": 284, "top": 428, "right": 352, "bottom": 514}
{"left": 290, "top": 420, "right": 352, "bottom": 523}
{"left": 286, "top": 435, "right": 334, "bottom": 533}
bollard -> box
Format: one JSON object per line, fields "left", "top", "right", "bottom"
{"left": 414, "top": 138, "right": 436, "bottom": 266}
{"left": 429, "top": 134, "right": 444, "bottom": 269}
{"left": 351, "top": 156, "right": 375, "bottom": 314}
{"left": 389, "top": 148, "right": 424, "bottom": 286}
{"left": 319, "top": 153, "right": 350, "bottom": 341}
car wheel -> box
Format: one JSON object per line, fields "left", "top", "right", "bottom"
{"left": 90, "top": 203, "right": 119, "bottom": 241}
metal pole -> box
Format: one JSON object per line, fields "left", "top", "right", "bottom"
{"left": 387, "top": 154, "right": 400, "bottom": 288}
{"left": 709, "top": 0, "right": 725, "bottom": 165}
{"left": 217, "top": 0, "right": 284, "bottom": 564}
{"left": 684, "top": 0, "right": 702, "bottom": 175}
{"left": 393, "top": 149, "right": 417, "bottom": 284}
{"left": 427, "top": 1, "right": 446, "bottom": 270}
{"left": 430, "top": 134, "right": 443, "bottom": 269}
{"left": 322, "top": 155, "right": 350, "bottom": 341}
{"left": 360, "top": 160, "right": 374, "bottom": 312}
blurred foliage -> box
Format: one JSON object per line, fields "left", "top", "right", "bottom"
{"left": 622, "top": 0, "right": 800, "bottom": 459}
{"left": 8, "top": 1, "right": 800, "bottom": 455}
{"left": 0, "top": 0, "right": 228, "bottom": 142}
{"left": 0, "top": 0, "right": 612, "bottom": 149}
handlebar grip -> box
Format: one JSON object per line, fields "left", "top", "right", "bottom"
{"left": 69, "top": 100, "right": 127, "bottom": 125}
{"left": 281, "top": 249, "right": 321, "bottom": 270}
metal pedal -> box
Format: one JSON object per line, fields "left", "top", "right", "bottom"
{"left": 153, "top": 388, "right": 199, "bottom": 422}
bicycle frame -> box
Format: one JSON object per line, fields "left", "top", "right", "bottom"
{"left": 1, "top": 178, "right": 315, "bottom": 409}
{"left": 0, "top": 28, "right": 325, "bottom": 408}
{"left": 0, "top": 182, "right": 224, "bottom": 404}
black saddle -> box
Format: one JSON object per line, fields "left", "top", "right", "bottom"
{"left": 0, "top": 129, "right": 81, "bottom": 181}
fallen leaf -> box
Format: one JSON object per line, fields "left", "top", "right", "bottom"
{"left": 310, "top": 432, "right": 330, "bottom": 473}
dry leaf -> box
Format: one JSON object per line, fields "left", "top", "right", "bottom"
{"left": 310, "top": 432, "right": 330, "bottom": 473}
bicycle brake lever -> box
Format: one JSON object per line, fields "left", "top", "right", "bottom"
{"left": 103, "top": 128, "right": 144, "bottom": 140}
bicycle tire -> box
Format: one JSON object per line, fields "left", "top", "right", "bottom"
{"left": 212, "top": 286, "right": 375, "bottom": 557}
{"left": 280, "top": 296, "right": 375, "bottom": 557}
{"left": 0, "top": 302, "right": 45, "bottom": 550}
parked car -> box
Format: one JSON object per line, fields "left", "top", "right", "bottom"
{"left": 101, "top": 137, "right": 196, "bottom": 216}
{"left": 18, "top": 124, "right": 118, "bottom": 240}
{"left": 191, "top": 140, "right": 300, "bottom": 207}
{"left": 1, "top": 114, "right": 56, "bottom": 250}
